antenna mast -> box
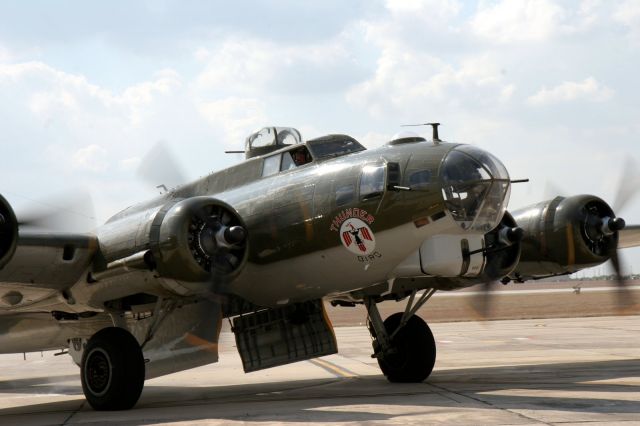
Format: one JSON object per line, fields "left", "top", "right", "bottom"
{"left": 401, "top": 122, "right": 441, "bottom": 142}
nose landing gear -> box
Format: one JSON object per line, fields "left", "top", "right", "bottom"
{"left": 365, "top": 289, "right": 437, "bottom": 382}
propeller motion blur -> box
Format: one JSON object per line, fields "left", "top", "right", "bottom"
{"left": 1, "top": 124, "right": 639, "bottom": 410}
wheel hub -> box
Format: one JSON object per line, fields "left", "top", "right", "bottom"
{"left": 85, "top": 348, "right": 112, "bottom": 396}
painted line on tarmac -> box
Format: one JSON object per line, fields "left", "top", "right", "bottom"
{"left": 308, "top": 357, "right": 357, "bottom": 378}
{"left": 435, "top": 285, "right": 640, "bottom": 297}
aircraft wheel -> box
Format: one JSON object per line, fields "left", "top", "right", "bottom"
{"left": 81, "top": 327, "right": 145, "bottom": 410}
{"left": 377, "top": 312, "right": 436, "bottom": 383}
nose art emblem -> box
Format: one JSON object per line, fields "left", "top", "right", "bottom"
{"left": 340, "top": 218, "right": 376, "bottom": 255}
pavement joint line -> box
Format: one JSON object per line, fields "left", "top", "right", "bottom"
{"left": 435, "top": 286, "right": 640, "bottom": 297}
{"left": 61, "top": 401, "right": 84, "bottom": 425}
{"left": 428, "top": 382, "right": 554, "bottom": 426}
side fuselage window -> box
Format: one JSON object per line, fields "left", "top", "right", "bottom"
{"left": 262, "top": 155, "right": 281, "bottom": 177}
{"left": 335, "top": 184, "right": 355, "bottom": 206}
{"left": 409, "top": 170, "right": 431, "bottom": 189}
{"left": 360, "top": 164, "right": 385, "bottom": 200}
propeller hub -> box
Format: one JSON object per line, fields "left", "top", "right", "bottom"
{"left": 600, "top": 216, "right": 626, "bottom": 236}
{"left": 224, "top": 226, "right": 246, "bottom": 245}
{"left": 507, "top": 227, "right": 524, "bottom": 243}
{"left": 498, "top": 226, "right": 524, "bottom": 245}
{"left": 609, "top": 217, "right": 626, "bottom": 232}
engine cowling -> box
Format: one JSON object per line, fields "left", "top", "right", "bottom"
{"left": 509, "top": 195, "right": 620, "bottom": 280}
{"left": 0, "top": 194, "right": 18, "bottom": 270}
{"left": 149, "top": 197, "right": 248, "bottom": 285}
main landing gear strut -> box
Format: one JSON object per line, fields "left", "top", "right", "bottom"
{"left": 364, "top": 289, "right": 437, "bottom": 382}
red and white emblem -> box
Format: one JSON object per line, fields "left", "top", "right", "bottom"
{"left": 339, "top": 218, "right": 376, "bottom": 255}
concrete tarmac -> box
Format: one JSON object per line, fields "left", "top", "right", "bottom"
{"left": 1, "top": 315, "right": 639, "bottom": 425}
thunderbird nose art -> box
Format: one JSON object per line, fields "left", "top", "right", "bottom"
{"left": 440, "top": 145, "right": 511, "bottom": 232}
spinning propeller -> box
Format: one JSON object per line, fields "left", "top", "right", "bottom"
{"left": 13, "top": 191, "right": 96, "bottom": 233}
{"left": 474, "top": 158, "right": 639, "bottom": 319}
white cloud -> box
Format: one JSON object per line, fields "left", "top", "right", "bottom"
{"left": 385, "top": 0, "right": 461, "bottom": 20}
{"left": 347, "top": 51, "right": 513, "bottom": 117}
{"left": 356, "top": 131, "right": 394, "bottom": 148}
{"left": 612, "top": 0, "right": 640, "bottom": 43}
{"left": 0, "top": 62, "right": 180, "bottom": 127}
{"left": 197, "top": 97, "right": 268, "bottom": 148}
{"left": 0, "top": 45, "right": 11, "bottom": 62}
{"left": 612, "top": 0, "right": 640, "bottom": 26}
{"left": 72, "top": 144, "right": 109, "bottom": 172}
{"left": 470, "top": 0, "right": 565, "bottom": 43}
{"left": 526, "top": 77, "right": 613, "bottom": 106}
{"left": 194, "top": 36, "right": 358, "bottom": 95}
{"left": 193, "top": 47, "right": 211, "bottom": 62}
{"left": 120, "top": 156, "right": 141, "bottom": 171}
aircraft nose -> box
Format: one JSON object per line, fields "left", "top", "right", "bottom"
{"left": 440, "top": 145, "right": 511, "bottom": 232}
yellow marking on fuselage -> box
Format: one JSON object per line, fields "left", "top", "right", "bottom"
{"left": 566, "top": 225, "right": 575, "bottom": 266}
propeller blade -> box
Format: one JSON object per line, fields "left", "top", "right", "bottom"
{"left": 471, "top": 281, "right": 494, "bottom": 320}
{"left": 609, "top": 249, "right": 635, "bottom": 310}
{"left": 136, "top": 141, "right": 186, "bottom": 191}
{"left": 543, "top": 180, "right": 566, "bottom": 201}
{"left": 16, "top": 191, "right": 96, "bottom": 232}
{"left": 613, "top": 157, "right": 640, "bottom": 213}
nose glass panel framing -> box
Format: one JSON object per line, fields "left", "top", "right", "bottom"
{"left": 441, "top": 145, "right": 510, "bottom": 232}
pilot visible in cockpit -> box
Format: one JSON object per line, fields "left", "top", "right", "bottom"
{"left": 292, "top": 149, "right": 311, "bottom": 166}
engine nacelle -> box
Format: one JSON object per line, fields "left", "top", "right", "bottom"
{"left": 509, "top": 195, "right": 618, "bottom": 280}
{"left": 0, "top": 194, "right": 18, "bottom": 269}
{"left": 149, "top": 197, "right": 248, "bottom": 284}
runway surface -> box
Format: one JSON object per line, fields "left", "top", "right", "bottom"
{"left": 1, "top": 314, "right": 639, "bottom": 425}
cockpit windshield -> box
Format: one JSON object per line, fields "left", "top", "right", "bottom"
{"left": 306, "top": 135, "right": 366, "bottom": 160}
{"left": 441, "top": 145, "right": 510, "bottom": 232}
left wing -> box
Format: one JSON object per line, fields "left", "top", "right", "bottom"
{"left": 0, "top": 231, "right": 97, "bottom": 311}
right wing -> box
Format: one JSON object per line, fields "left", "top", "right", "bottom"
{"left": 619, "top": 224, "right": 640, "bottom": 249}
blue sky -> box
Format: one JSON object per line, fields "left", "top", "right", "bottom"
{"left": 1, "top": 0, "right": 639, "bottom": 274}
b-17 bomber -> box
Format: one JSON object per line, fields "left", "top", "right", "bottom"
{"left": 1, "top": 124, "right": 638, "bottom": 410}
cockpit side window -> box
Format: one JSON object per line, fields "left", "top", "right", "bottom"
{"left": 280, "top": 147, "right": 312, "bottom": 171}
{"left": 281, "top": 152, "right": 296, "bottom": 171}
{"left": 307, "top": 135, "right": 366, "bottom": 160}
{"left": 262, "top": 154, "right": 281, "bottom": 177}
{"left": 291, "top": 147, "right": 312, "bottom": 167}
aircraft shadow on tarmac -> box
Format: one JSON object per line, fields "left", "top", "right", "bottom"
{"left": 0, "top": 358, "right": 638, "bottom": 424}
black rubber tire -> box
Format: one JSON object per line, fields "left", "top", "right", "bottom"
{"left": 80, "top": 327, "right": 145, "bottom": 410}
{"left": 376, "top": 312, "right": 436, "bottom": 383}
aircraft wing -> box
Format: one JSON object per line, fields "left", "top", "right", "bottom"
{"left": 619, "top": 225, "right": 640, "bottom": 249}
{"left": 0, "top": 231, "right": 97, "bottom": 301}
